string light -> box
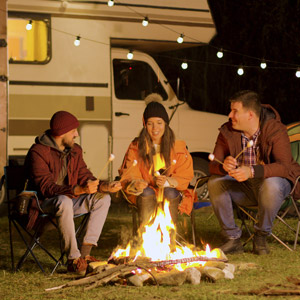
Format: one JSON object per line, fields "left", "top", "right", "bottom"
{"left": 142, "top": 17, "right": 149, "bottom": 27}
{"left": 237, "top": 66, "right": 244, "bottom": 76}
{"left": 181, "top": 61, "right": 188, "bottom": 69}
{"left": 74, "top": 36, "right": 80, "bottom": 46}
{"left": 296, "top": 68, "right": 300, "bottom": 78}
{"left": 177, "top": 34, "right": 184, "bottom": 44}
{"left": 216, "top": 49, "right": 223, "bottom": 58}
{"left": 107, "top": 0, "right": 114, "bottom": 7}
{"left": 26, "top": 20, "right": 32, "bottom": 31}
{"left": 260, "top": 60, "right": 267, "bottom": 69}
{"left": 127, "top": 50, "right": 133, "bottom": 60}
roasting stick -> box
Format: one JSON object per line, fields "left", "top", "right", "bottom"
{"left": 208, "top": 153, "right": 224, "bottom": 166}
{"left": 120, "top": 159, "right": 138, "bottom": 182}
{"left": 235, "top": 140, "right": 254, "bottom": 160}
{"left": 160, "top": 160, "right": 177, "bottom": 175}
{"left": 97, "top": 154, "right": 115, "bottom": 180}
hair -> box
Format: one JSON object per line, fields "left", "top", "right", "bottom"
{"left": 137, "top": 124, "right": 175, "bottom": 174}
{"left": 229, "top": 90, "right": 261, "bottom": 117}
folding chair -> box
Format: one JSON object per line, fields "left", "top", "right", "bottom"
{"left": 4, "top": 165, "right": 89, "bottom": 274}
{"left": 237, "top": 122, "right": 300, "bottom": 251}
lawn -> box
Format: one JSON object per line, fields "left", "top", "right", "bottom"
{"left": 0, "top": 200, "right": 300, "bottom": 300}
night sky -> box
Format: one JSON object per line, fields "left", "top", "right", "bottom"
{"left": 154, "top": 1, "right": 300, "bottom": 125}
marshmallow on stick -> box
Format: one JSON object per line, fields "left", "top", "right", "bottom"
{"left": 235, "top": 140, "right": 254, "bottom": 160}
{"left": 120, "top": 159, "right": 138, "bottom": 182}
{"left": 208, "top": 153, "right": 224, "bottom": 166}
{"left": 97, "top": 154, "right": 115, "bottom": 180}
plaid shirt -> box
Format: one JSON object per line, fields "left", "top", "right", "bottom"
{"left": 237, "top": 129, "right": 260, "bottom": 167}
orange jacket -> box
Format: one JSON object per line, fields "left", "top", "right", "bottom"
{"left": 119, "top": 139, "right": 194, "bottom": 215}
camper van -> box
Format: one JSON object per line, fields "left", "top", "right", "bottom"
{"left": 1, "top": 0, "right": 228, "bottom": 205}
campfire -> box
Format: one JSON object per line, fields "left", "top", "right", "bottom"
{"left": 46, "top": 157, "right": 234, "bottom": 292}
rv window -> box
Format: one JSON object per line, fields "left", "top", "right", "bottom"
{"left": 8, "top": 13, "right": 51, "bottom": 64}
{"left": 113, "top": 59, "right": 168, "bottom": 100}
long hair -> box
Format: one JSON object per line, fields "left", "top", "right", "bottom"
{"left": 137, "top": 123, "right": 175, "bottom": 174}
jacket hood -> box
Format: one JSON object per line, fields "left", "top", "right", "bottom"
{"left": 260, "top": 104, "right": 281, "bottom": 124}
{"left": 35, "top": 130, "right": 62, "bottom": 152}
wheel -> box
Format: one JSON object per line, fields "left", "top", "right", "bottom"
{"left": 191, "top": 157, "right": 209, "bottom": 201}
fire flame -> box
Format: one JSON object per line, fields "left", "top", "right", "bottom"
{"left": 110, "top": 150, "right": 221, "bottom": 271}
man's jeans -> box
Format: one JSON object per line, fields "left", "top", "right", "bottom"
{"left": 41, "top": 192, "right": 111, "bottom": 259}
{"left": 208, "top": 175, "right": 291, "bottom": 239}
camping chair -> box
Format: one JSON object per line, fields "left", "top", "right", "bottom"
{"left": 4, "top": 165, "right": 89, "bottom": 274}
{"left": 237, "top": 122, "right": 300, "bottom": 251}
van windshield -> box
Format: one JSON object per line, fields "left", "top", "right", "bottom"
{"left": 113, "top": 59, "right": 168, "bottom": 100}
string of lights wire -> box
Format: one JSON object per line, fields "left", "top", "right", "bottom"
{"left": 2, "top": 1, "right": 300, "bottom": 77}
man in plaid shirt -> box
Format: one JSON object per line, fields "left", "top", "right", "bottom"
{"left": 208, "top": 90, "right": 300, "bottom": 255}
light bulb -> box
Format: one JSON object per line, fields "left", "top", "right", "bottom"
{"left": 260, "top": 60, "right": 267, "bottom": 69}
{"left": 108, "top": 0, "right": 114, "bottom": 7}
{"left": 74, "top": 36, "right": 80, "bottom": 46}
{"left": 142, "top": 17, "right": 149, "bottom": 27}
{"left": 296, "top": 69, "right": 300, "bottom": 78}
{"left": 217, "top": 50, "right": 223, "bottom": 58}
{"left": 127, "top": 50, "right": 133, "bottom": 60}
{"left": 181, "top": 61, "right": 188, "bottom": 69}
{"left": 26, "top": 20, "right": 32, "bottom": 31}
{"left": 177, "top": 34, "right": 184, "bottom": 44}
{"left": 237, "top": 67, "right": 244, "bottom": 76}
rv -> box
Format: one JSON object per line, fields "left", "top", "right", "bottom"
{"left": 0, "top": 0, "right": 228, "bottom": 206}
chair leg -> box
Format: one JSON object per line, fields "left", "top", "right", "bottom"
{"left": 190, "top": 210, "right": 196, "bottom": 246}
{"left": 8, "top": 217, "right": 15, "bottom": 272}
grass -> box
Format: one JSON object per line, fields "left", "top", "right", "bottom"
{"left": 0, "top": 201, "right": 300, "bottom": 300}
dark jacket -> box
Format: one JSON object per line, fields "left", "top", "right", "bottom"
{"left": 25, "top": 130, "right": 97, "bottom": 199}
{"left": 209, "top": 104, "right": 300, "bottom": 198}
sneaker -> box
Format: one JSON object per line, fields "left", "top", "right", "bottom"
{"left": 67, "top": 257, "right": 88, "bottom": 275}
{"left": 253, "top": 233, "right": 270, "bottom": 255}
{"left": 220, "top": 238, "right": 244, "bottom": 254}
{"left": 84, "top": 255, "right": 100, "bottom": 264}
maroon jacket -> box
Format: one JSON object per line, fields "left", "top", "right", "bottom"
{"left": 209, "top": 104, "right": 300, "bottom": 198}
{"left": 25, "top": 131, "right": 97, "bottom": 199}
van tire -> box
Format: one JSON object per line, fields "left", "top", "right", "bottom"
{"left": 192, "top": 157, "right": 209, "bottom": 201}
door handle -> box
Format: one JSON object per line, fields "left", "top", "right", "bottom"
{"left": 115, "top": 112, "right": 130, "bottom": 117}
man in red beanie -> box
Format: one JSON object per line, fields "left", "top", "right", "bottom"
{"left": 25, "top": 111, "right": 122, "bottom": 275}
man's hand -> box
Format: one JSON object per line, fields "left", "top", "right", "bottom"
{"left": 73, "top": 179, "right": 99, "bottom": 195}
{"left": 223, "top": 156, "right": 238, "bottom": 172}
{"left": 155, "top": 175, "right": 167, "bottom": 188}
{"left": 228, "top": 166, "right": 252, "bottom": 182}
{"left": 107, "top": 181, "right": 122, "bottom": 193}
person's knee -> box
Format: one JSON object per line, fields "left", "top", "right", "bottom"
{"left": 164, "top": 188, "right": 180, "bottom": 200}
{"left": 56, "top": 195, "right": 73, "bottom": 215}
{"left": 140, "top": 187, "right": 155, "bottom": 198}
{"left": 93, "top": 193, "right": 111, "bottom": 209}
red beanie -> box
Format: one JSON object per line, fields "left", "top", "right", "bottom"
{"left": 50, "top": 111, "right": 79, "bottom": 136}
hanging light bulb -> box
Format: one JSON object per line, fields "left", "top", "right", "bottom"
{"left": 142, "top": 17, "right": 149, "bottom": 27}
{"left": 237, "top": 66, "right": 244, "bottom": 76}
{"left": 26, "top": 20, "right": 32, "bottom": 31}
{"left": 74, "top": 36, "right": 81, "bottom": 46}
{"left": 181, "top": 61, "right": 188, "bottom": 70}
{"left": 296, "top": 68, "right": 300, "bottom": 78}
{"left": 107, "top": 0, "right": 114, "bottom": 7}
{"left": 177, "top": 34, "right": 184, "bottom": 44}
{"left": 260, "top": 60, "right": 267, "bottom": 69}
{"left": 216, "top": 49, "right": 223, "bottom": 58}
{"left": 127, "top": 50, "right": 133, "bottom": 60}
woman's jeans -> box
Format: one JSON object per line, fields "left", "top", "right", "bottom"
{"left": 136, "top": 187, "right": 181, "bottom": 227}
{"left": 208, "top": 175, "right": 291, "bottom": 239}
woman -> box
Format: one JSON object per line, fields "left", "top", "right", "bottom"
{"left": 119, "top": 96, "right": 194, "bottom": 227}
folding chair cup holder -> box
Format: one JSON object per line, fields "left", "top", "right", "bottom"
{"left": 4, "top": 165, "right": 89, "bottom": 274}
